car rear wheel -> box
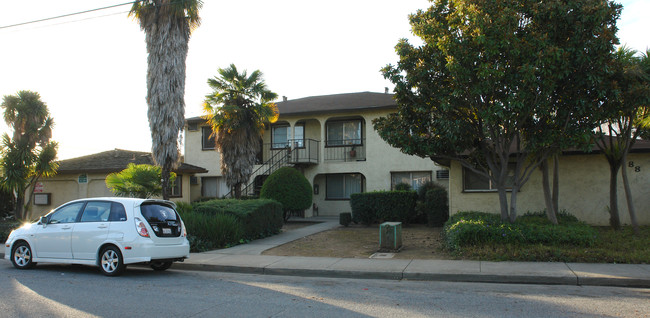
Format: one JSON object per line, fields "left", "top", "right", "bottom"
{"left": 99, "top": 246, "right": 126, "bottom": 276}
{"left": 150, "top": 261, "right": 173, "bottom": 271}
{"left": 11, "top": 241, "right": 37, "bottom": 269}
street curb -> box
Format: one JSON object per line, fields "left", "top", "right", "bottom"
{"left": 171, "top": 262, "right": 650, "bottom": 288}
{"left": 401, "top": 272, "right": 579, "bottom": 286}
{"left": 3, "top": 250, "right": 648, "bottom": 288}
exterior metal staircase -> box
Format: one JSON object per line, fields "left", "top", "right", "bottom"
{"left": 224, "top": 148, "right": 292, "bottom": 198}
{"left": 224, "top": 139, "right": 320, "bottom": 198}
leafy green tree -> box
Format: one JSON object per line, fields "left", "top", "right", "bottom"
{"left": 374, "top": 0, "right": 621, "bottom": 222}
{"left": 0, "top": 91, "right": 58, "bottom": 220}
{"left": 0, "top": 188, "right": 15, "bottom": 218}
{"left": 595, "top": 47, "right": 650, "bottom": 231}
{"left": 129, "top": 0, "right": 202, "bottom": 200}
{"left": 203, "top": 64, "right": 279, "bottom": 198}
{"left": 105, "top": 163, "right": 176, "bottom": 199}
{"left": 260, "top": 167, "right": 312, "bottom": 221}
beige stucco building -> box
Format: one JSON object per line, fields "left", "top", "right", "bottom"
{"left": 31, "top": 149, "right": 207, "bottom": 217}
{"left": 184, "top": 92, "right": 449, "bottom": 217}
{"left": 442, "top": 144, "right": 650, "bottom": 226}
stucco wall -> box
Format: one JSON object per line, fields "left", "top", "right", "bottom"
{"left": 448, "top": 153, "right": 650, "bottom": 225}
{"left": 184, "top": 109, "right": 449, "bottom": 217}
{"left": 34, "top": 172, "right": 193, "bottom": 216}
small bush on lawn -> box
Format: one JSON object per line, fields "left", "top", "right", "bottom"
{"left": 350, "top": 191, "right": 417, "bottom": 225}
{"left": 443, "top": 211, "right": 597, "bottom": 252}
{"left": 193, "top": 199, "right": 283, "bottom": 240}
{"left": 260, "top": 167, "right": 312, "bottom": 220}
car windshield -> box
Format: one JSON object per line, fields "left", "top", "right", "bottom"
{"left": 140, "top": 204, "right": 178, "bottom": 222}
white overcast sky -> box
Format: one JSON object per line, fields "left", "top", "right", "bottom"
{"left": 0, "top": 0, "right": 648, "bottom": 160}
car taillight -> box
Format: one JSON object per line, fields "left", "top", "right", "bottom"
{"left": 135, "top": 217, "right": 149, "bottom": 237}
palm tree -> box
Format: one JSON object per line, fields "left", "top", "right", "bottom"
{"left": 129, "top": 0, "right": 202, "bottom": 199}
{"left": 203, "top": 64, "right": 279, "bottom": 198}
{"left": 106, "top": 163, "right": 175, "bottom": 199}
{"left": 0, "top": 90, "right": 58, "bottom": 220}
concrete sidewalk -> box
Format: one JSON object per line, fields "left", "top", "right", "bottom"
{"left": 174, "top": 218, "right": 650, "bottom": 288}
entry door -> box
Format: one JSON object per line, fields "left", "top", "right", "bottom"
{"left": 32, "top": 202, "right": 85, "bottom": 259}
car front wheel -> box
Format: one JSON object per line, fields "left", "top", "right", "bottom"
{"left": 11, "top": 241, "right": 37, "bottom": 269}
{"left": 99, "top": 246, "right": 126, "bottom": 276}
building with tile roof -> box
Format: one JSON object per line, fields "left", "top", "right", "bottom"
{"left": 31, "top": 149, "right": 207, "bottom": 213}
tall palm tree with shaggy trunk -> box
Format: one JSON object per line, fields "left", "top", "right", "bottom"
{"left": 203, "top": 64, "right": 278, "bottom": 198}
{"left": 129, "top": 0, "right": 202, "bottom": 199}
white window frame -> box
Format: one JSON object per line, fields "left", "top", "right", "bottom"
{"left": 390, "top": 171, "right": 432, "bottom": 191}
{"left": 326, "top": 120, "right": 362, "bottom": 147}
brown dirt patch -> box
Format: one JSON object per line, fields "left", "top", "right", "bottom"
{"left": 263, "top": 224, "right": 452, "bottom": 259}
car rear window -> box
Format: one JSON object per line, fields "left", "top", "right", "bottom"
{"left": 140, "top": 204, "right": 178, "bottom": 222}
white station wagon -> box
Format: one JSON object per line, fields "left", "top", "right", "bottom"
{"left": 5, "top": 197, "right": 190, "bottom": 276}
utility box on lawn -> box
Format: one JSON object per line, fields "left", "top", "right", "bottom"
{"left": 379, "top": 222, "right": 402, "bottom": 251}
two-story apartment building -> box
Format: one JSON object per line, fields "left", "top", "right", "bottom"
{"left": 184, "top": 92, "right": 449, "bottom": 217}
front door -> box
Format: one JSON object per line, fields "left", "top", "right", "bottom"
{"left": 32, "top": 202, "right": 85, "bottom": 259}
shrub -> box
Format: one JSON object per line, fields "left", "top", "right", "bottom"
{"left": 260, "top": 167, "right": 312, "bottom": 220}
{"left": 0, "top": 221, "right": 20, "bottom": 243}
{"left": 175, "top": 201, "right": 193, "bottom": 215}
{"left": 193, "top": 199, "right": 283, "bottom": 240}
{"left": 416, "top": 181, "right": 437, "bottom": 201}
{"left": 424, "top": 187, "right": 449, "bottom": 226}
{"left": 410, "top": 182, "right": 448, "bottom": 225}
{"left": 178, "top": 208, "right": 243, "bottom": 252}
{"left": 443, "top": 211, "right": 597, "bottom": 252}
{"left": 350, "top": 191, "right": 418, "bottom": 225}
{"left": 394, "top": 182, "right": 412, "bottom": 191}
{"left": 339, "top": 212, "right": 352, "bottom": 227}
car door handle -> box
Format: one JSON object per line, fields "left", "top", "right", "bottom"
{"left": 62, "top": 225, "right": 72, "bottom": 230}
{"left": 98, "top": 224, "right": 108, "bottom": 229}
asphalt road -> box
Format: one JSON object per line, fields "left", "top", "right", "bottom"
{"left": 0, "top": 260, "right": 648, "bottom": 317}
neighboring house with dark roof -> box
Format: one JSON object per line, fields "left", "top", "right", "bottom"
{"left": 31, "top": 149, "right": 207, "bottom": 214}
{"left": 441, "top": 139, "right": 650, "bottom": 226}
{"left": 185, "top": 91, "right": 449, "bottom": 217}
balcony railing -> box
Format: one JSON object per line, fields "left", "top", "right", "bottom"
{"left": 257, "top": 139, "right": 319, "bottom": 165}
{"left": 324, "top": 139, "right": 366, "bottom": 162}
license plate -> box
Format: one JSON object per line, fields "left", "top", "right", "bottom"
{"left": 162, "top": 228, "right": 172, "bottom": 235}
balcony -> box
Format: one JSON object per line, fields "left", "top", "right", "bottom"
{"left": 324, "top": 139, "right": 366, "bottom": 162}
{"left": 257, "top": 139, "right": 319, "bottom": 165}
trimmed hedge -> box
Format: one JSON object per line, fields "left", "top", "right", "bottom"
{"left": 192, "top": 199, "right": 284, "bottom": 240}
{"left": 177, "top": 209, "right": 243, "bottom": 252}
{"left": 350, "top": 191, "right": 418, "bottom": 225}
{"left": 443, "top": 211, "right": 598, "bottom": 252}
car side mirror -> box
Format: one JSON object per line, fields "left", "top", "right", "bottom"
{"left": 40, "top": 216, "right": 48, "bottom": 226}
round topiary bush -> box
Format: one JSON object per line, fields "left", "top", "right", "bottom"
{"left": 260, "top": 167, "right": 312, "bottom": 221}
